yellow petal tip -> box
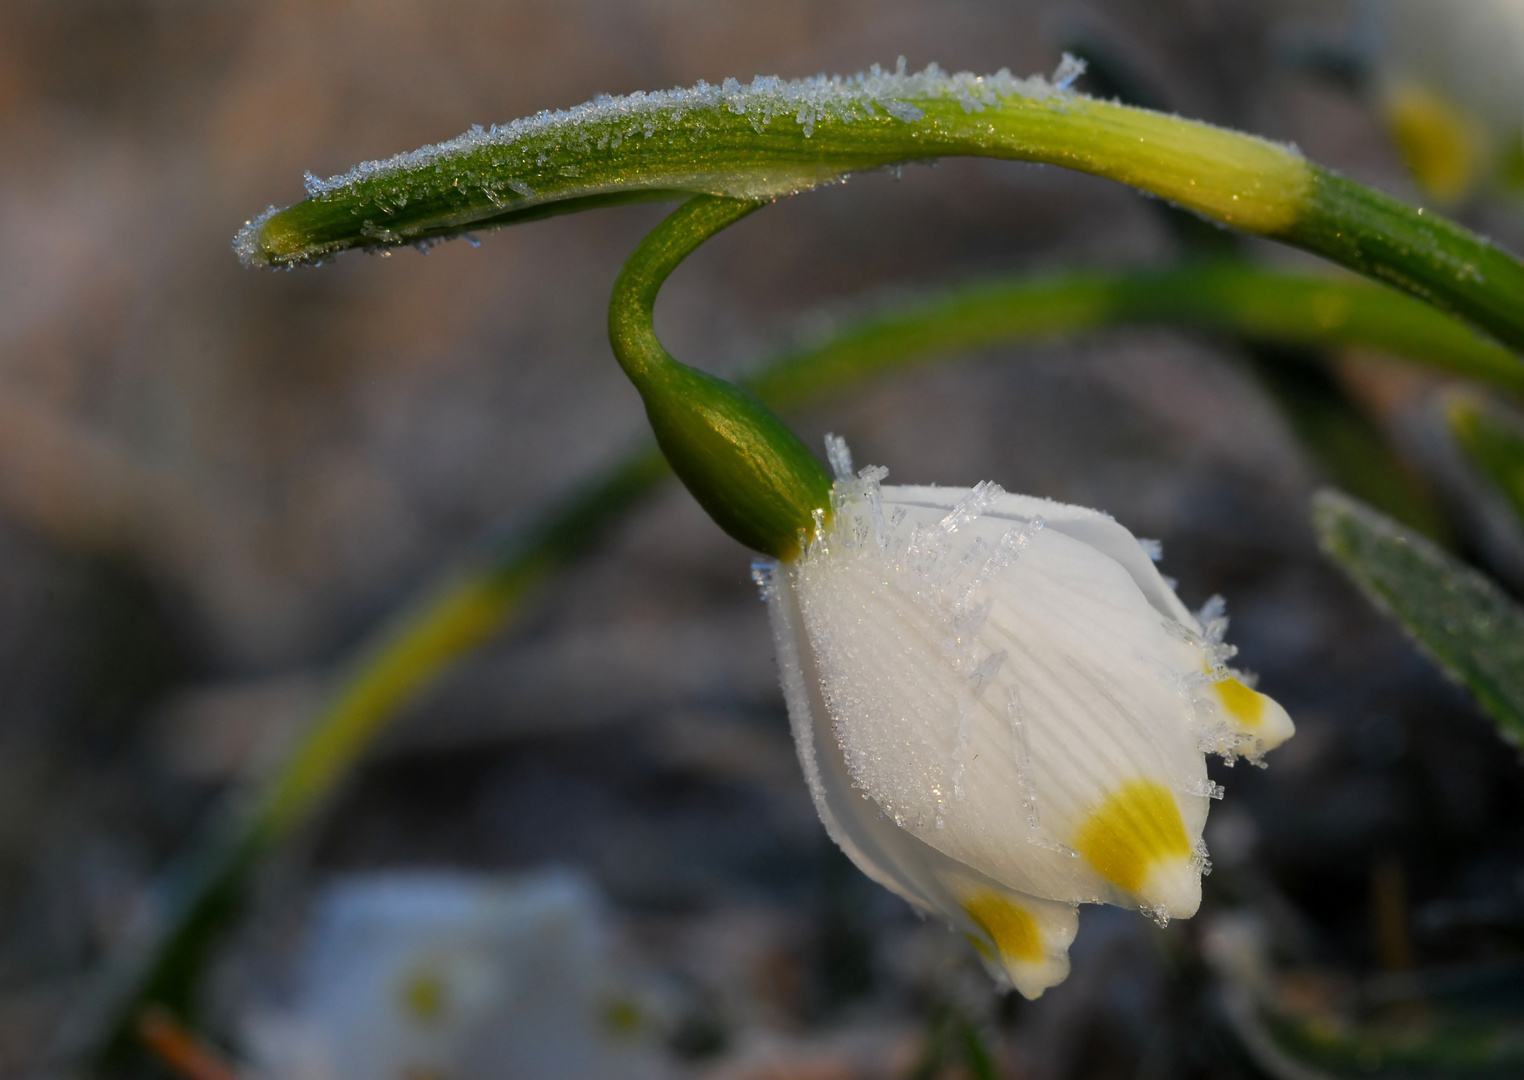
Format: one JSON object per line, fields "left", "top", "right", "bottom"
{"left": 960, "top": 891, "right": 1074, "bottom": 999}
{"left": 1210, "top": 674, "right": 1295, "bottom": 754}
{"left": 1074, "top": 780, "right": 1199, "bottom": 916}
{"left": 963, "top": 892, "right": 1044, "bottom": 963}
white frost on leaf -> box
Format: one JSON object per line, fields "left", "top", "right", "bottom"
{"left": 296, "top": 59, "right": 1069, "bottom": 199}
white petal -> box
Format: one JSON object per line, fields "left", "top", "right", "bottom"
{"left": 762, "top": 561, "right": 1078, "bottom": 998}
{"left": 885, "top": 485, "right": 1202, "bottom": 630}
{"left": 760, "top": 461, "right": 1294, "bottom": 993}
{"left": 789, "top": 484, "right": 1212, "bottom": 916}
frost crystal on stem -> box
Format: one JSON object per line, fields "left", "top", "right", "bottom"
{"left": 760, "top": 438, "right": 1294, "bottom": 997}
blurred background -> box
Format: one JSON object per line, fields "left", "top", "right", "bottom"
{"left": 3, "top": 0, "right": 1524, "bottom": 1077}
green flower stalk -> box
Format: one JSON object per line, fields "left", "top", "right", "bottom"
{"left": 607, "top": 195, "right": 831, "bottom": 557}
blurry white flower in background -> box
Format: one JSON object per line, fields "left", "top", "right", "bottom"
{"left": 1367, "top": 0, "right": 1524, "bottom": 202}
{"left": 755, "top": 437, "right": 1292, "bottom": 999}
{"left": 241, "top": 870, "right": 661, "bottom": 1080}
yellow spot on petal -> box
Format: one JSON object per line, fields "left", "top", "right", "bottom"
{"left": 1383, "top": 82, "right": 1485, "bottom": 204}
{"left": 1213, "top": 677, "right": 1265, "bottom": 727}
{"left": 1074, "top": 781, "right": 1190, "bottom": 896}
{"left": 962, "top": 892, "right": 1043, "bottom": 963}
{"left": 400, "top": 970, "right": 447, "bottom": 1023}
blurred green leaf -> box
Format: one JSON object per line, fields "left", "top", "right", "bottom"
{"left": 1448, "top": 393, "right": 1524, "bottom": 529}
{"left": 1262, "top": 1006, "right": 1524, "bottom": 1079}
{"left": 1312, "top": 489, "right": 1524, "bottom": 747}
{"left": 907, "top": 1005, "right": 998, "bottom": 1080}
{"left": 750, "top": 264, "right": 1524, "bottom": 402}
{"left": 1254, "top": 348, "right": 1448, "bottom": 541}
{"left": 1219, "top": 956, "right": 1524, "bottom": 1079}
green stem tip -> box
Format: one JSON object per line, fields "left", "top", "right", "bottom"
{"left": 608, "top": 196, "right": 832, "bottom": 559}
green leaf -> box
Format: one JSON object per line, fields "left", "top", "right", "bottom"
{"left": 1284, "top": 168, "right": 1524, "bottom": 354}
{"left": 237, "top": 67, "right": 1313, "bottom": 266}
{"left": 1217, "top": 941, "right": 1524, "bottom": 1080}
{"left": 239, "top": 66, "right": 1524, "bottom": 354}
{"left": 1447, "top": 393, "right": 1524, "bottom": 529}
{"left": 1261, "top": 1006, "right": 1524, "bottom": 1079}
{"left": 1225, "top": 976, "right": 1524, "bottom": 1080}
{"left": 1311, "top": 488, "right": 1524, "bottom": 746}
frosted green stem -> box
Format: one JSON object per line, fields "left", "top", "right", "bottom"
{"left": 240, "top": 67, "right": 1524, "bottom": 352}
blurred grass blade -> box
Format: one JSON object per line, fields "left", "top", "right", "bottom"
{"left": 240, "top": 65, "right": 1524, "bottom": 353}
{"left": 250, "top": 450, "right": 671, "bottom": 842}
{"left": 81, "top": 264, "right": 1524, "bottom": 1067}
{"left": 1252, "top": 347, "right": 1448, "bottom": 541}
{"left": 748, "top": 264, "right": 1524, "bottom": 402}
{"left": 1225, "top": 979, "right": 1524, "bottom": 1080}
{"left": 1448, "top": 393, "right": 1524, "bottom": 528}
{"left": 907, "top": 1005, "right": 997, "bottom": 1080}
{"left": 79, "top": 451, "right": 669, "bottom": 1066}
{"left": 959, "top": 1019, "right": 998, "bottom": 1080}
{"left": 1218, "top": 951, "right": 1524, "bottom": 1080}
{"left": 1260, "top": 1007, "right": 1524, "bottom": 1079}
{"left": 1312, "top": 489, "right": 1524, "bottom": 746}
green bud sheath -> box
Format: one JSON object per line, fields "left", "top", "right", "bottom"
{"left": 609, "top": 196, "right": 832, "bottom": 559}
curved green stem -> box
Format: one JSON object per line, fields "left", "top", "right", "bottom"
{"left": 241, "top": 67, "right": 1524, "bottom": 351}
{"left": 607, "top": 197, "right": 762, "bottom": 381}
{"left": 609, "top": 196, "right": 832, "bottom": 559}
{"left": 1284, "top": 169, "right": 1524, "bottom": 352}
{"left": 76, "top": 262, "right": 1518, "bottom": 1070}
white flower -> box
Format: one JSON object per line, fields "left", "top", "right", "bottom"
{"left": 754, "top": 437, "right": 1293, "bottom": 999}
{"left": 241, "top": 871, "right": 661, "bottom": 1080}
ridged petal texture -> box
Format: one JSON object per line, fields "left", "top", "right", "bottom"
{"left": 755, "top": 438, "right": 1293, "bottom": 998}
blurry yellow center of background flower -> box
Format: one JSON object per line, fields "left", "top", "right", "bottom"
{"left": 1383, "top": 82, "right": 1487, "bottom": 204}
{"left": 962, "top": 893, "right": 1043, "bottom": 963}
{"left": 1074, "top": 781, "right": 1190, "bottom": 895}
{"left": 400, "top": 969, "right": 448, "bottom": 1023}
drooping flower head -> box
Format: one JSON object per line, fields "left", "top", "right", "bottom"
{"left": 599, "top": 193, "right": 1292, "bottom": 998}
{"left": 755, "top": 437, "right": 1293, "bottom": 998}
